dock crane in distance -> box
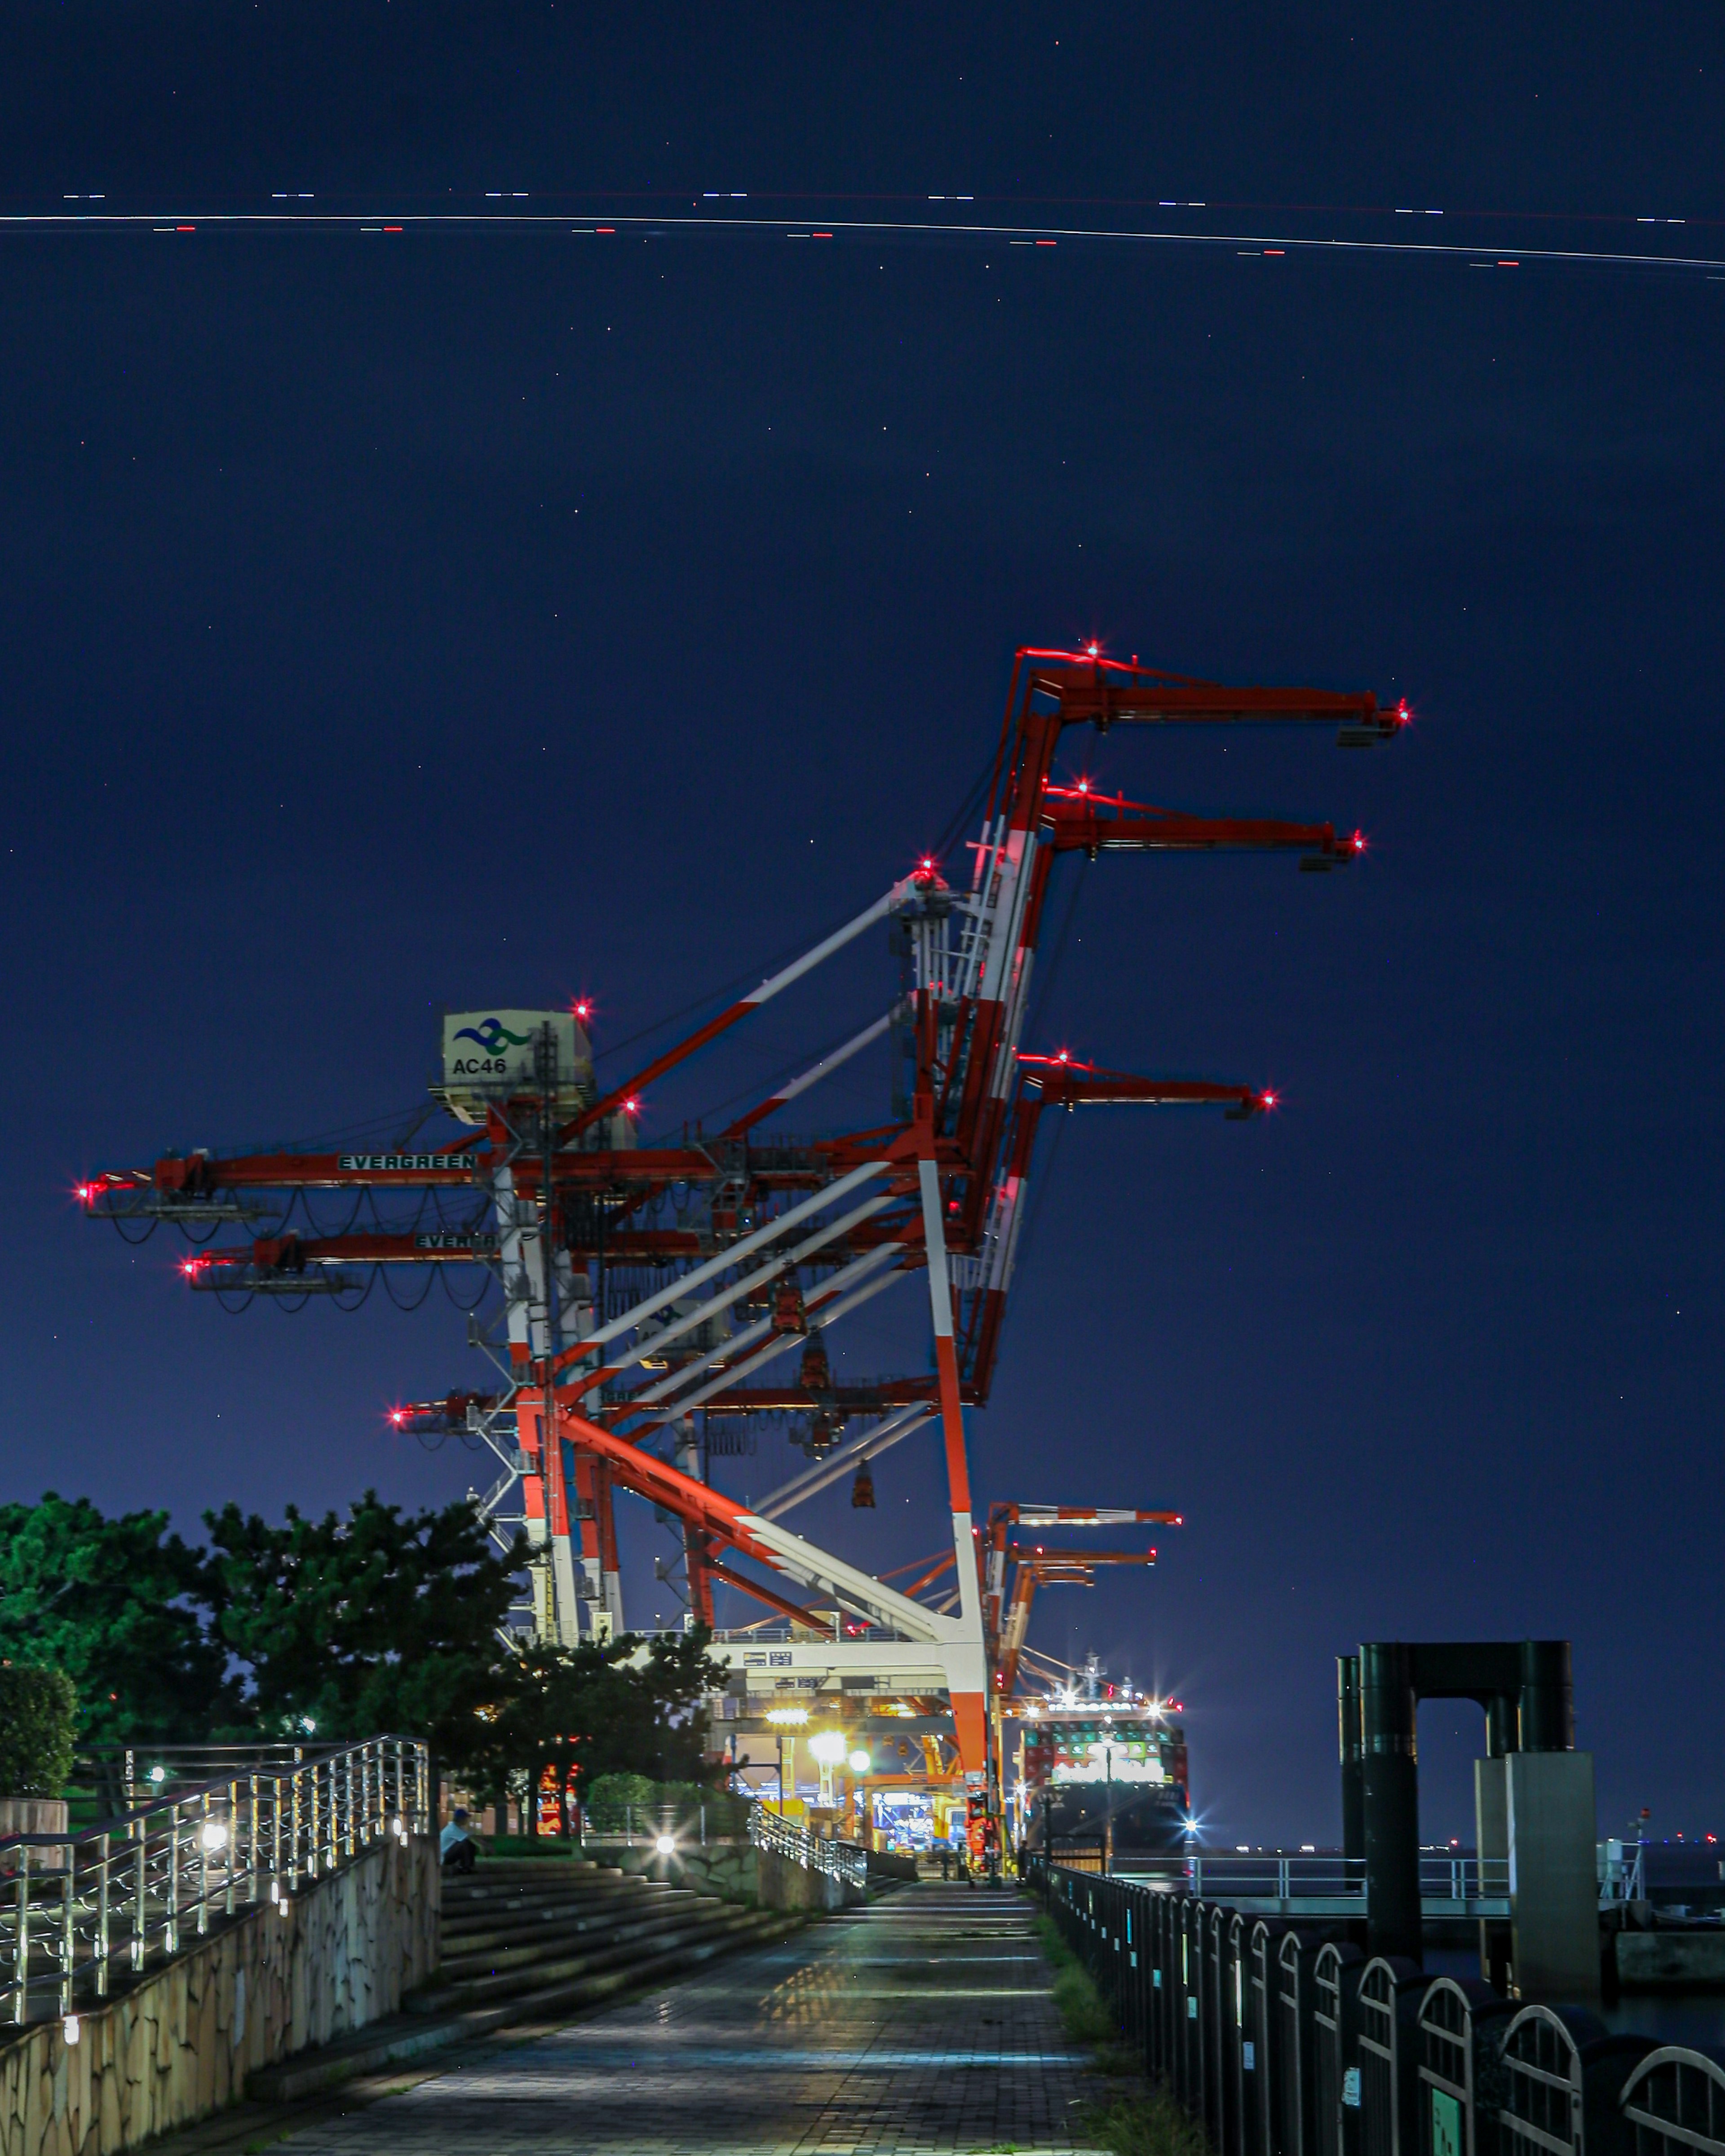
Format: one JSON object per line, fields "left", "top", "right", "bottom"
{"left": 80, "top": 649, "right": 1405, "bottom": 1792}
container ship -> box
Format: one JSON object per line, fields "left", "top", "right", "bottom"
{"left": 1017, "top": 1658, "right": 1190, "bottom": 1864}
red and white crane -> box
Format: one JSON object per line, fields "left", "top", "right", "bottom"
{"left": 81, "top": 648, "right": 1403, "bottom": 1779}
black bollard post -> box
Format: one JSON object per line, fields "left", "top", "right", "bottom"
{"left": 1517, "top": 1639, "right": 1575, "bottom": 1752}
{"left": 1360, "top": 1642, "right": 1422, "bottom": 1963}
{"left": 1338, "top": 1656, "right": 1365, "bottom": 1864}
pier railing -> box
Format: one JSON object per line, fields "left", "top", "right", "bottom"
{"left": 1031, "top": 1861, "right": 1725, "bottom": 2156}
{"left": 0, "top": 1735, "right": 430, "bottom": 2029}
{"left": 749, "top": 1806, "right": 868, "bottom": 1890}
{"left": 1088, "top": 1851, "right": 1513, "bottom": 1917}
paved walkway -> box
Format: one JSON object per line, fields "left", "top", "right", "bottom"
{"left": 273, "top": 1883, "right": 1104, "bottom": 2156}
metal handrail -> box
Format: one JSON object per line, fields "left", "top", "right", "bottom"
{"left": 0, "top": 1734, "right": 430, "bottom": 2029}
{"left": 748, "top": 1804, "right": 867, "bottom": 1889}
{"left": 1172, "top": 1852, "right": 1513, "bottom": 1902}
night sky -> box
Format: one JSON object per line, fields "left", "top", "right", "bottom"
{"left": 5, "top": 4, "right": 1722, "bottom": 1847}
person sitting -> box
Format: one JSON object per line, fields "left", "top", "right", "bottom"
{"left": 439, "top": 1807, "right": 478, "bottom": 1874}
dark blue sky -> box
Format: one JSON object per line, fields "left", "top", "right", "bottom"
{"left": 4, "top": 3, "right": 1721, "bottom": 1845}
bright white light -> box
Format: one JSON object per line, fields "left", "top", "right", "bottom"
{"left": 200, "top": 1821, "right": 230, "bottom": 1853}
{"left": 301, "top": 1717, "right": 317, "bottom": 1735}
{"left": 148, "top": 1766, "right": 165, "bottom": 1784}
{"left": 63, "top": 2015, "right": 80, "bottom": 2046}
{"left": 848, "top": 1749, "right": 870, "bottom": 1774}
{"left": 808, "top": 1731, "right": 848, "bottom": 1766}
{"left": 655, "top": 1833, "right": 676, "bottom": 1855}
{"left": 765, "top": 1706, "right": 809, "bottom": 1727}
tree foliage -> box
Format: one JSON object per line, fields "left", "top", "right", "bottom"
{"left": 463, "top": 1628, "right": 725, "bottom": 1802}
{"left": 0, "top": 1491, "right": 725, "bottom": 1798}
{"left": 0, "top": 1666, "right": 78, "bottom": 1796}
{"left": 198, "top": 1491, "right": 525, "bottom": 1755}
{"left": 0, "top": 1494, "right": 233, "bottom": 1744}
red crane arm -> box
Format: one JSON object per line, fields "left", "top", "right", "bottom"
{"left": 1042, "top": 803, "right": 1364, "bottom": 863}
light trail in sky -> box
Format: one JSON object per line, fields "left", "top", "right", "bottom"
{"left": 7, "top": 207, "right": 1725, "bottom": 279}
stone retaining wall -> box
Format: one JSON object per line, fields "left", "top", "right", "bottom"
{"left": 604, "top": 1838, "right": 757, "bottom": 1904}
{"left": 0, "top": 1832, "right": 438, "bottom": 2156}
{"left": 755, "top": 1846, "right": 862, "bottom": 1913}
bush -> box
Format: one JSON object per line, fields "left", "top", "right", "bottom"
{"left": 0, "top": 1665, "right": 77, "bottom": 1797}
{"left": 583, "top": 1771, "right": 655, "bottom": 1829}
{"left": 581, "top": 1774, "right": 747, "bottom": 1833}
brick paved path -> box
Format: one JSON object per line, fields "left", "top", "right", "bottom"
{"left": 276, "top": 1882, "right": 1104, "bottom": 2155}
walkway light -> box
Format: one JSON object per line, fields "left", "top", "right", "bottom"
{"left": 200, "top": 1820, "right": 229, "bottom": 1853}
{"left": 847, "top": 1749, "right": 870, "bottom": 1774}
{"left": 655, "top": 1833, "right": 676, "bottom": 1855}
{"left": 63, "top": 2016, "right": 80, "bottom": 2045}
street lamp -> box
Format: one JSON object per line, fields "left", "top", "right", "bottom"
{"left": 808, "top": 1729, "right": 847, "bottom": 1810}
{"left": 765, "top": 1705, "right": 808, "bottom": 1815}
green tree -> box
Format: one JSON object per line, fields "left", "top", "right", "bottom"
{"left": 198, "top": 1490, "right": 523, "bottom": 1759}
{"left": 0, "top": 1494, "right": 234, "bottom": 1744}
{"left": 466, "top": 1628, "right": 725, "bottom": 1813}
{"left": 0, "top": 1666, "right": 78, "bottom": 1796}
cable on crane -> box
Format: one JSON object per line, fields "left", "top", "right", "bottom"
{"left": 108, "top": 1214, "right": 158, "bottom": 1247}
{"left": 381, "top": 1266, "right": 436, "bottom": 1312}
{"left": 302, "top": 1190, "right": 363, "bottom": 1240}
{"left": 439, "top": 1265, "right": 493, "bottom": 1314}
{"left": 328, "top": 1266, "right": 380, "bottom": 1313}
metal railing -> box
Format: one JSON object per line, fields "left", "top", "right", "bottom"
{"left": 1082, "top": 1851, "right": 1514, "bottom": 1915}
{"left": 749, "top": 1804, "right": 868, "bottom": 1889}
{"left": 1031, "top": 1861, "right": 1725, "bottom": 2156}
{"left": 0, "top": 1735, "right": 430, "bottom": 2029}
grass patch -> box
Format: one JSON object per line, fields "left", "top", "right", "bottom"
{"left": 1031, "top": 1905, "right": 1215, "bottom": 2156}
{"left": 1081, "top": 2087, "right": 1213, "bottom": 2156}
{"left": 1034, "top": 1912, "right": 1118, "bottom": 2048}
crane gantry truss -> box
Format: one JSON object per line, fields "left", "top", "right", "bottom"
{"left": 83, "top": 649, "right": 1403, "bottom": 1782}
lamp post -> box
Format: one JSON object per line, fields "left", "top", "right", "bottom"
{"left": 848, "top": 1749, "right": 870, "bottom": 1845}
{"left": 809, "top": 1729, "right": 847, "bottom": 1814}
{"left": 765, "top": 1707, "right": 809, "bottom": 1817}
{"left": 1104, "top": 1743, "right": 1114, "bottom": 1877}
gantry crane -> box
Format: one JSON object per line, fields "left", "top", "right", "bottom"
{"left": 82, "top": 649, "right": 1404, "bottom": 1784}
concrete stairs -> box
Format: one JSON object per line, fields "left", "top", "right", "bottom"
{"left": 247, "top": 1855, "right": 799, "bottom": 2103}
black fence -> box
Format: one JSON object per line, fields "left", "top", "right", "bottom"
{"left": 1032, "top": 1862, "right": 1725, "bottom": 2156}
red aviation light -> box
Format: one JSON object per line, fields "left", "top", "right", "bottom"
{"left": 621, "top": 1095, "right": 641, "bottom": 1116}
{"left": 572, "top": 998, "right": 593, "bottom": 1023}
{"left": 178, "top": 1256, "right": 206, "bottom": 1279}
{"left": 1258, "top": 1089, "right": 1279, "bottom": 1113}
{"left": 1350, "top": 830, "right": 1368, "bottom": 856}
{"left": 73, "top": 1184, "right": 92, "bottom": 1205}
{"left": 386, "top": 1406, "right": 408, "bottom": 1428}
